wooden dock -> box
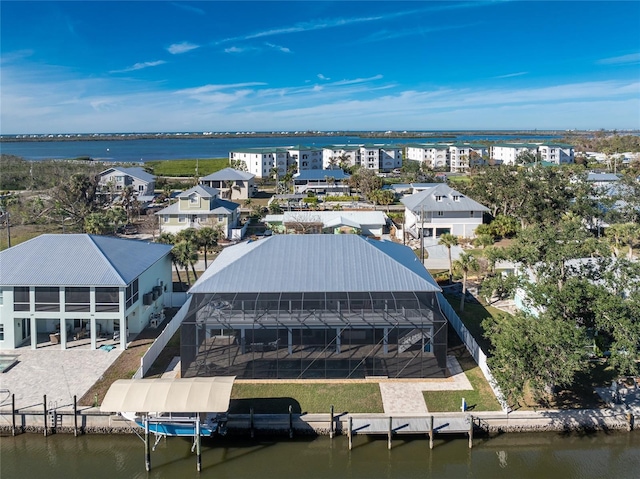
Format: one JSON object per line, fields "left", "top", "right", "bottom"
{"left": 347, "top": 414, "right": 474, "bottom": 450}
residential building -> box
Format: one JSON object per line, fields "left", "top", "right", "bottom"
{"left": 293, "top": 169, "right": 351, "bottom": 195}
{"left": 180, "top": 234, "right": 448, "bottom": 379}
{"left": 322, "top": 144, "right": 402, "bottom": 172}
{"left": 405, "top": 143, "right": 487, "bottom": 172}
{"left": 0, "top": 234, "right": 173, "bottom": 351}
{"left": 264, "top": 210, "right": 388, "bottom": 236}
{"left": 155, "top": 185, "right": 240, "bottom": 238}
{"left": 200, "top": 168, "right": 256, "bottom": 200}
{"left": 401, "top": 183, "right": 489, "bottom": 238}
{"left": 97, "top": 167, "right": 156, "bottom": 197}
{"left": 490, "top": 143, "right": 575, "bottom": 166}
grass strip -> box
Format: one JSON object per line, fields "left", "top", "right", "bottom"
{"left": 229, "top": 383, "right": 383, "bottom": 414}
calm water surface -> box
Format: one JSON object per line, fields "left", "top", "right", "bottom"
{"left": 2, "top": 431, "right": 639, "bottom": 479}
{"left": 0, "top": 134, "right": 561, "bottom": 162}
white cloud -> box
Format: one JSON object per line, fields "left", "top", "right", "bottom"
{"left": 167, "top": 41, "right": 200, "bottom": 55}
{"left": 170, "top": 2, "right": 205, "bottom": 15}
{"left": 317, "top": 74, "right": 330, "bottom": 81}
{"left": 110, "top": 60, "right": 166, "bottom": 74}
{"left": 597, "top": 53, "right": 640, "bottom": 65}
{"left": 493, "top": 71, "right": 528, "bottom": 79}
{"left": 174, "top": 82, "right": 267, "bottom": 96}
{"left": 265, "top": 42, "right": 291, "bottom": 53}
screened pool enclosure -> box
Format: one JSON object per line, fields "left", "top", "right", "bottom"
{"left": 180, "top": 290, "right": 448, "bottom": 379}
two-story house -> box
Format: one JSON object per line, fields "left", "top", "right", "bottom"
{"left": 200, "top": 168, "right": 257, "bottom": 200}
{"left": 97, "top": 167, "right": 156, "bottom": 198}
{"left": 401, "top": 183, "right": 489, "bottom": 239}
{"left": 0, "top": 234, "right": 173, "bottom": 351}
{"left": 155, "top": 185, "right": 240, "bottom": 238}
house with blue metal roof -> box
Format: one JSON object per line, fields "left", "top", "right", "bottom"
{"left": 0, "top": 234, "right": 173, "bottom": 351}
{"left": 293, "top": 169, "right": 351, "bottom": 195}
{"left": 180, "top": 234, "right": 448, "bottom": 379}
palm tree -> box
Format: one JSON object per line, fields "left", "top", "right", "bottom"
{"left": 438, "top": 233, "right": 459, "bottom": 284}
{"left": 197, "top": 226, "right": 219, "bottom": 269}
{"left": 453, "top": 252, "right": 479, "bottom": 312}
{"left": 157, "top": 233, "right": 184, "bottom": 284}
{"left": 173, "top": 240, "right": 199, "bottom": 285}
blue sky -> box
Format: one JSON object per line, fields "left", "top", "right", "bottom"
{"left": 1, "top": 1, "right": 639, "bottom": 134}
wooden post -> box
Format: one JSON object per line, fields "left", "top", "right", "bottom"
{"left": 429, "top": 415, "right": 434, "bottom": 450}
{"left": 144, "top": 417, "right": 151, "bottom": 472}
{"left": 196, "top": 419, "right": 202, "bottom": 472}
{"left": 468, "top": 415, "right": 473, "bottom": 449}
{"left": 348, "top": 416, "right": 353, "bottom": 450}
{"left": 11, "top": 394, "right": 16, "bottom": 436}
{"left": 73, "top": 395, "right": 78, "bottom": 437}
{"left": 43, "top": 395, "right": 47, "bottom": 437}
{"left": 329, "top": 405, "right": 334, "bottom": 439}
{"left": 387, "top": 416, "right": 393, "bottom": 450}
{"left": 250, "top": 407, "right": 254, "bottom": 439}
{"left": 288, "top": 405, "right": 293, "bottom": 439}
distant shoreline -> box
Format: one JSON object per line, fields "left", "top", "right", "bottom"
{"left": 0, "top": 130, "right": 600, "bottom": 143}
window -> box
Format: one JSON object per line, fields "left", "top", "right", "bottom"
{"left": 65, "top": 287, "right": 90, "bottom": 312}
{"left": 35, "top": 287, "right": 60, "bottom": 312}
{"left": 96, "top": 287, "right": 119, "bottom": 312}
{"left": 3, "top": 290, "right": 18, "bottom": 314}
{"left": 178, "top": 215, "right": 186, "bottom": 223}
{"left": 125, "top": 279, "right": 139, "bottom": 309}
{"left": 470, "top": 211, "right": 476, "bottom": 217}
{"left": 453, "top": 195, "right": 460, "bottom": 202}
{"left": 437, "top": 211, "right": 444, "bottom": 217}
{"left": 435, "top": 195, "right": 443, "bottom": 202}
{"left": 0, "top": 324, "right": 3, "bottom": 341}
{"left": 189, "top": 194, "right": 198, "bottom": 204}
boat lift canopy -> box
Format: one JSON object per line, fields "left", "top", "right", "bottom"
{"left": 100, "top": 377, "right": 236, "bottom": 413}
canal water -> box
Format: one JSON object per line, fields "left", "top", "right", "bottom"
{"left": 2, "top": 431, "right": 639, "bottom": 479}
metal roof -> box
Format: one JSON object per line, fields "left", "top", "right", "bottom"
{"left": 200, "top": 168, "right": 255, "bottom": 181}
{"left": 155, "top": 197, "right": 239, "bottom": 215}
{"left": 99, "top": 166, "right": 155, "bottom": 183}
{"left": 189, "top": 235, "right": 441, "bottom": 294}
{"left": 294, "top": 169, "right": 350, "bottom": 181}
{"left": 401, "top": 183, "right": 489, "bottom": 213}
{"left": 100, "top": 377, "right": 235, "bottom": 413}
{"left": 0, "top": 234, "right": 172, "bottom": 286}
{"left": 177, "top": 185, "right": 219, "bottom": 199}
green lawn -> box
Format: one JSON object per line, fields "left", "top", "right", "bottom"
{"left": 423, "top": 347, "right": 502, "bottom": 412}
{"left": 229, "top": 383, "right": 383, "bottom": 414}
{"left": 145, "top": 158, "right": 229, "bottom": 177}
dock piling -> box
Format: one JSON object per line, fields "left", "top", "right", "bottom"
{"left": 11, "top": 394, "right": 16, "bottom": 436}
{"left": 196, "top": 419, "right": 202, "bottom": 472}
{"left": 288, "top": 405, "right": 293, "bottom": 439}
{"left": 468, "top": 415, "right": 473, "bottom": 449}
{"left": 329, "top": 405, "right": 334, "bottom": 439}
{"left": 250, "top": 407, "right": 254, "bottom": 438}
{"left": 73, "top": 395, "right": 78, "bottom": 437}
{"left": 144, "top": 417, "right": 151, "bottom": 472}
{"left": 388, "top": 416, "right": 393, "bottom": 450}
{"left": 43, "top": 394, "right": 47, "bottom": 437}
{"left": 348, "top": 416, "right": 353, "bottom": 450}
{"left": 429, "top": 415, "right": 434, "bottom": 449}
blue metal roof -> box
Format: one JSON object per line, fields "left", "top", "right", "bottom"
{"left": 189, "top": 235, "right": 441, "bottom": 294}
{"left": 294, "top": 169, "right": 350, "bottom": 181}
{"left": 0, "top": 234, "right": 172, "bottom": 286}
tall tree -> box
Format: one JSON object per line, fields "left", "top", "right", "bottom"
{"left": 453, "top": 252, "right": 479, "bottom": 312}
{"left": 197, "top": 226, "right": 219, "bottom": 269}
{"left": 438, "top": 233, "right": 459, "bottom": 284}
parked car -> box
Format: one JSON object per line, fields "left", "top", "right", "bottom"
{"left": 121, "top": 224, "right": 138, "bottom": 235}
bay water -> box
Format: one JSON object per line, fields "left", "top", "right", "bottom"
{"left": 0, "top": 134, "right": 561, "bottom": 163}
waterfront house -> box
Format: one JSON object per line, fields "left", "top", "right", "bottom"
{"left": 0, "top": 234, "right": 173, "bottom": 351}
{"left": 401, "top": 183, "right": 489, "bottom": 238}
{"left": 180, "top": 234, "right": 448, "bottom": 379}
{"left": 155, "top": 185, "right": 240, "bottom": 239}
{"left": 199, "top": 168, "right": 256, "bottom": 200}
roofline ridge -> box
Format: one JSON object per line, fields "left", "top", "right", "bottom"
{"left": 87, "top": 235, "right": 128, "bottom": 285}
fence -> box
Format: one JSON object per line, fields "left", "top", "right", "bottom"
{"left": 133, "top": 297, "right": 192, "bottom": 379}
{"left": 437, "top": 292, "right": 509, "bottom": 412}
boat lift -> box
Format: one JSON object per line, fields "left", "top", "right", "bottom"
{"left": 101, "top": 376, "right": 235, "bottom": 472}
